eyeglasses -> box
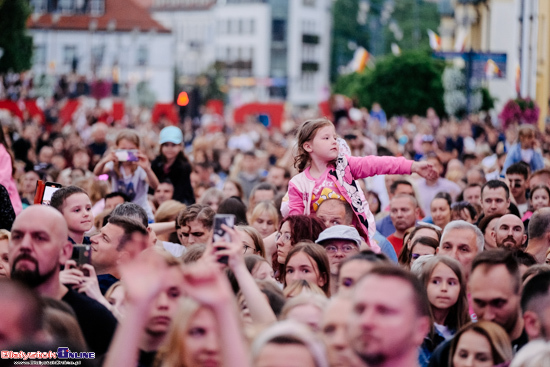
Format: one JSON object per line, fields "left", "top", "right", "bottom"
{"left": 325, "top": 244, "right": 358, "bottom": 254}
{"left": 180, "top": 232, "right": 205, "bottom": 238}
{"left": 276, "top": 232, "right": 291, "bottom": 242}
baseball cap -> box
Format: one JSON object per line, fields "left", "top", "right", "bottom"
{"left": 315, "top": 225, "right": 362, "bottom": 246}
{"left": 159, "top": 126, "right": 183, "bottom": 145}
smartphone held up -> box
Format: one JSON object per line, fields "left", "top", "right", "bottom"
{"left": 213, "top": 214, "right": 235, "bottom": 265}
{"left": 115, "top": 149, "right": 139, "bottom": 162}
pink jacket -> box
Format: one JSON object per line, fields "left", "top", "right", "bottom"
{"left": 0, "top": 144, "right": 22, "bottom": 214}
{"left": 282, "top": 154, "right": 412, "bottom": 247}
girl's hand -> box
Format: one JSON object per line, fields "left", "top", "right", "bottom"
{"left": 182, "top": 261, "right": 233, "bottom": 308}
{"left": 213, "top": 225, "right": 245, "bottom": 271}
{"left": 120, "top": 251, "right": 169, "bottom": 307}
{"left": 137, "top": 152, "right": 151, "bottom": 170}
{"left": 412, "top": 161, "right": 438, "bottom": 180}
{"left": 105, "top": 149, "right": 118, "bottom": 164}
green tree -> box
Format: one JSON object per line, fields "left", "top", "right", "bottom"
{"left": 388, "top": 0, "right": 439, "bottom": 53}
{"left": 0, "top": 0, "right": 33, "bottom": 74}
{"left": 334, "top": 51, "right": 445, "bottom": 117}
{"left": 330, "top": 0, "right": 370, "bottom": 82}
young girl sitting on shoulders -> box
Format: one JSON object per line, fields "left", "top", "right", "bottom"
{"left": 93, "top": 129, "right": 159, "bottom": 222}
{"left": 282, "top": 118, "right": 436, "bottom": 247}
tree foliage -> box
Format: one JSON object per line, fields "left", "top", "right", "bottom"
{"left": 388, "top": 0, "right": 440, "bottom": 53}
{"left": 330, "top": 0, "right": 370, "bottom": 82}
{"left": 334, "top": 51, "right": 445, "bottom": 117}
{"left": 0, "top": 0, "right": 33, "bottom": 74}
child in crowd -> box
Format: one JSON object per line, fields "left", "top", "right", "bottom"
{"left": 93, "top": 130, "right": 158, "bottom": 222}
{"left": 282, "top": 118, "right": 437, "bottom": 247}
{"left": 522, "top": 184, "right": 550, "bottom": 223}
{"left": 151, "top": 126, "right": 195, "bottom": 205}
{"left": 51, "top": 186, "right": 94, "bottom": 244}
{"left": 419, "top": 256, "right": 469, "bottom": 367}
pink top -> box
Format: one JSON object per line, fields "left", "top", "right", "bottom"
{"left": 0, "top": 144, "right": 22, "bottom": 214}
{"left": 287, "top": 155, "right": 412, "bottom": 217}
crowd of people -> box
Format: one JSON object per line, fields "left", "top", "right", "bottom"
{"left": 2, "top": 82, "right": 550, "bottom": 367}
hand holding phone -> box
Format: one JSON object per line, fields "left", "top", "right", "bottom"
{"left": 71, "top": 245, "right": 92, "bottom": 269}
{"left": 213, "top": 214, "right": 235, "bottom": 265}
{"left": 115, "top": 149, "right": 139, "bottom": 162}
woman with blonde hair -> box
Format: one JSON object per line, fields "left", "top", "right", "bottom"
{"left": 248, "top": 201, "right": 279, "bottom": 239}
{"left": 252, "top": 321, "right": 329, "bottom": 367}
{"left": 449, "top": 321, "right": 513, "bottom": 367}
{"left": 280, "top": 293, "right": 328, "bottom": 333}
{"left": 0, "top": 229, "right": 10, "bottom": 278}
{"left": 283, "top": 279, "right": 325, "bottom": 299}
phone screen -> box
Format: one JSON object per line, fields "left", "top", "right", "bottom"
{"left": 115, "top": 149, "right": 139, "bottom": 162}
{"left": 42, "top": 185, "right": 60, "bottom": 205}
{"left": 71, "top": 245, "right": 92, "bottom": 266}
{"left": 213, "top": 214, "right": 235, "bottom": 264}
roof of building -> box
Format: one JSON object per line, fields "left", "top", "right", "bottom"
{"left": 27, "top": 0, "right": 170, "bottom": 33}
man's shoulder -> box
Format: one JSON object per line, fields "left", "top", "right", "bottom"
{"left": 377, "top": 215, "right": 393, "bottom": 226}
{"left": 62, "top": 288, "right": 116, "bottom": 321}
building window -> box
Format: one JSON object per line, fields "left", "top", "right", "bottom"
{"left": 90, "top": 0, "right": 105, "bottom": 16}
{"left": 272, "top": 19, "right": 286, "bottom": 42}
{"left": 137, "top": 46, "right": 148, "bottom": 66}
{"left": 303, "top": 0, "right": 315, "bottom": 6}
{"left": 31, "top": 0, "right": 47, "bottom": 13}
{"left": 58, "top": 0, "right": 74, "bottom": 14}
{"left": 238, "top": 19, "right": 243, "bottom": 34}
{"left": 302, "top": 34, "right": 320, "bottom": 44}
{"left": 33, "top": 44, "right": 46, "bottom": 65}
{"left": 63, "top": 45, "right": 77, "bottom": 65}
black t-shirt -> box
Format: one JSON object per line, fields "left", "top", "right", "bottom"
{"left": 138, "top": 350, "right": 157, "bottom": 367}
{"left": 62, "top": 288, "right": 117, "bottom": 356}
{"left": 98, "top": 273, "right": 119, "bottom": 295}
{"left": 150, "top": 156, "right": 195, "bottom": 205}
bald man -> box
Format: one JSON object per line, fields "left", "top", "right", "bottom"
{"left": 492, "top": 214, "right": 527, "bottom": 250}
{"left": 9, "top": 205, "right": 116, "bottom": 355}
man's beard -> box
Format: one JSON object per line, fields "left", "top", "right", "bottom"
{"left": 11, "top": 254, "right": 57, "bottom": 288}
{"left": 499, "top": 236, "right": 519, "bottom": 249}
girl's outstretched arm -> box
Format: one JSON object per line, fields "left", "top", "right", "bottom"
{"left": 347, "top": 155, "right": 436, "bottom": 180}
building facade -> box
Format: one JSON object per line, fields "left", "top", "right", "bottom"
{"left": 151, "top": 0, "right": 331, "bottom": 107}
{"left": 28, "top": 0, "right": 174, "bottom": 103}
{"left": 439, "top": 0, "right": 548, "bottom": 124}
